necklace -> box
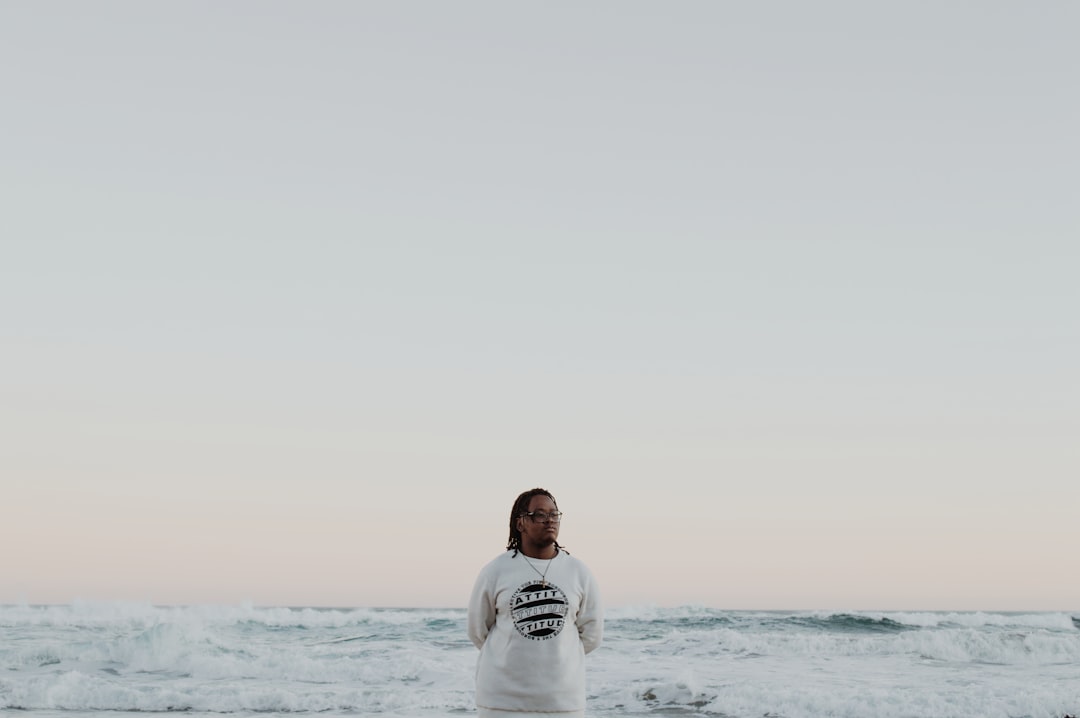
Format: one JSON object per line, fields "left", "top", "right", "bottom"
{"left": 520, "top": 548, "right": 558, "bottom": 587}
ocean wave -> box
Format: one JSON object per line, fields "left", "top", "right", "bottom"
{"left": 812, "top": 610, "right": 1080, "bottom": 631}
{"left": 746, "top": 629, "right": 1069, "bottom": 663}
{"left": 588, "top": 670, "right": 1080, "bottom": 718}
{"left": 3, "top": 603, "right": 1078, "bottom": 717}
{"left": 0, "top": 670, "right": 477, "bottom": 714}
{"left": 0, "top": 602, "right": 465, "bottom": 630}
{"left": 790, "top": 613, "right": 910, "bottom": 633}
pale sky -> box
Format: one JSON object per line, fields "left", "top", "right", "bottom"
{"left": 2, "top": 1, "right": 1077, "bottom": 611}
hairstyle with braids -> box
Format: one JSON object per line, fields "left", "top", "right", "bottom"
{"left": 506, "top": 487, "right": 567, "bottom": 556}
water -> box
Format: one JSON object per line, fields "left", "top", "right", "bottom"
{"left": 2, "top": 602, "right": 1077, "bottom": 718}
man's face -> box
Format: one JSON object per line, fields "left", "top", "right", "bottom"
{"left": 517, "top": 494, "right": 561, "bottom": 548}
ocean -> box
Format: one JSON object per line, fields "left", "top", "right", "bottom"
{"left": 1, "top": 602, "right": 1077, "bottom": 718}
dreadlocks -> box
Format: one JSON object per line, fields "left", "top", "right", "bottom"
{"left": 506, "top": 487, "right": 567, "bottom": 556}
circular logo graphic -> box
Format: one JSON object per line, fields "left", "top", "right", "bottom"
{"left": 510, "top": 581, "right": 568, "bottom": 641}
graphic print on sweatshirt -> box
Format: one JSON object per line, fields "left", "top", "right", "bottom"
{"left": 510, "top": 581, "right": 568, "bottom": 641}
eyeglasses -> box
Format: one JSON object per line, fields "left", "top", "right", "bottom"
{"left": 522, "top": 510, "right": 563, "bottom": 523}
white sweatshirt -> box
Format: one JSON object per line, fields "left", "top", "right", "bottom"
{"left": 467, "top": 549, "right": 603, "bottom": 713}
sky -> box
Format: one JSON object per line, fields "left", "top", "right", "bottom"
{"left": 1, "top": 1, "right": 1077, "bottom": 611}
